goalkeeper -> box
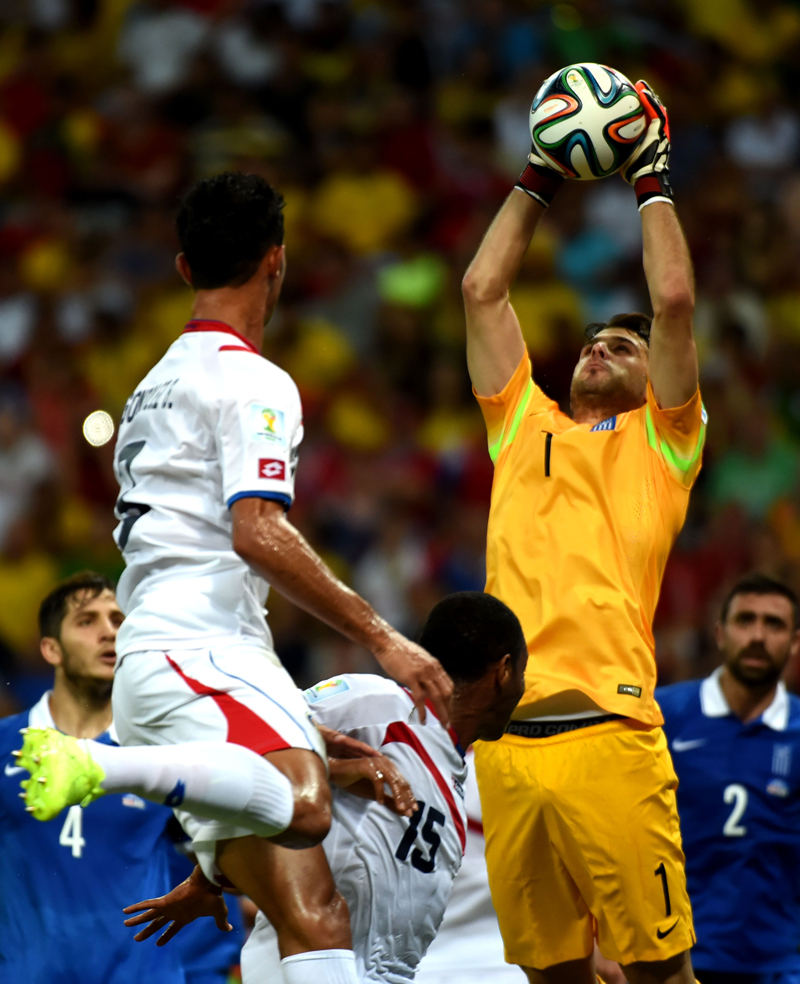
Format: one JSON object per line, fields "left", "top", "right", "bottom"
{"left": 463, "top": 82, "right": 703, "bottom": 984}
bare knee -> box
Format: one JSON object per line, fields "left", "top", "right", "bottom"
{"left": 266, "top": 748, "right": 332, "bottom": 848}
{"left": 285, "top": 781, "right": 332, "bottom": 847}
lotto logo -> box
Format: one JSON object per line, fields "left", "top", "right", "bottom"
{"left": 258, "top": 458, "right": 286, "bottom": 480}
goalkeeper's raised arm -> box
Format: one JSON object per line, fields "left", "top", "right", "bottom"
{"left": 461, "top": 147, "right": 564, "bottom": 398}
{"left": 624, "top": 80, "right": 698, "bottom": 410}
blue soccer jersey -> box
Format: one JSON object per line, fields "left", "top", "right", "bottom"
{"left": 0, "top": 694, "right": 186, "bottom": 984}
{"left": 657, "top": 670, "right": 800, "bottom": 974}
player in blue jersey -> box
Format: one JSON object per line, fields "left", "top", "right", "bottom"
{"left": 0, "top": 571, "right": 242, "bottom": 984}
{"left": 656, "top": 573, "right": 800, "bottom": 984}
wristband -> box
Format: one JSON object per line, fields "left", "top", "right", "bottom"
{"left": 634, "top": 173, "right": 674, "bottom": 211}
{"left": 515, "top": 162, "right": 564, "bottom": 208}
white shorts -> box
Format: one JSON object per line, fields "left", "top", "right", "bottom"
{"left": 113, "top": 645, "right": 325, "bottom": 876}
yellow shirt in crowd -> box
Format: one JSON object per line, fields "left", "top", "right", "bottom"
{"left": 476, "top": 350, "right": 706, "bottom": 725}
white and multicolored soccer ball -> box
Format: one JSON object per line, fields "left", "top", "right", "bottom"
{"left": 530, "top": 63, "right": 646, "bottom": 180}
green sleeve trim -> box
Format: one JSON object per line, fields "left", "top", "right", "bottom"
{"left": 503, "top": 379, "right": 534, "bottom": 452}
{"left": 645, "top": 405, "right": 706, "bottom": 477}
{"left": 487, "top": 378, "right": 534, "bottom": 464}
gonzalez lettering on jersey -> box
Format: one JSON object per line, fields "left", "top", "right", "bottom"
{"left": 121, "top": 379, "right": 180, "bottom": 422}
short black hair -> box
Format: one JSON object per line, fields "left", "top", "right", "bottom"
{"left": 418, "top": 592, "right": 526, "bottom": 683}
{"left": 585, "top": 312, "right": 652, "bottom": 346}
{"left": 176, "top": 172, "right": 285, "bottom": 290}
{"left": 720, "top": 573, "right": 799, "bottom": 628}
{"left": 39, "top": 571, "right": 115, "bottom": 640}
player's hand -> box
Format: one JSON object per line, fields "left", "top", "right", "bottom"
{"left": 373, "top": 631, "right": 453, "bottom": 729}
{"left": 316, "top": 723, "right": 382, "bottom": 760}
{"left": 123, "top": 865, "right": 232, "bottom": 946}
{"left": 329, "top": 752, "right": 418, "bottom": 817}
{"left": 622, "top": 81, "right": 673, "bottom": 207}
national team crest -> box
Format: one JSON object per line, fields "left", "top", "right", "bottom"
{"left": 249, "top": 403, "right": 286, "bottom": 445}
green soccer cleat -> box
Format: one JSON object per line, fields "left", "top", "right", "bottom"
{"left": 14, "top": 727, "right": 106, "bottom": 821}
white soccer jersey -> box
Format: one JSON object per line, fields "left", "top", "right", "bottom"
{"left": 416, "top": 749, "right": 524, "bottom": 983}
{"left": 112, "top": 320, "right": 303, "bottom": 656}
{"left": 240, "top": 674, "right": 468, "bottom": 984}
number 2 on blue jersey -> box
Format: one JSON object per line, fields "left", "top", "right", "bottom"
{"left": 395, "top": 801, "right": 446, "bottom": 873}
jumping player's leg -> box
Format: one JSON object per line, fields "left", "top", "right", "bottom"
{"left": 520, "top": 954, "right": 695, "bottom": 984}
{"left": 623, "top": 952, "right": 695, "bottom": 984}
{"left": 521, "top": 956, "right": 597, "bottom": 983}
{"left": 17, "top": 729, "right": 321, "bottom": 838}
{"left": 217, "top": 836, "right": 356, "bottom": 984}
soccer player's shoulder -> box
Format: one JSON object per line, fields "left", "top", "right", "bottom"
{"left": 655, "top": 678, "right": 702, "bottom": 725}
{"left": 214, "top": 345, "right": 299, "bottom": 393}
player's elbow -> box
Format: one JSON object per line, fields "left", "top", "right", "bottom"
{"left": 231, "top": 524, "right": 264, "bottom": 571}
{"left": 654, "top": 286, "right": 694, "bottom": 322}
{"left": 462, "top": 267, "right": 506, "bottom": 306}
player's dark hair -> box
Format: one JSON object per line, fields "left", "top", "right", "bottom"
{"left": 38, "top": 571, "right": 115, "bottom": 640}
{"left": 419, "top": 592, "right": 526, "bottom": 684}
{"left": 720, "top": 573, "right": 799, "bottom": 628}
{"left": 176, "top": 172, "right": 285, "bottom": 290}
{"left": 585, "top": 312, "right": 652, "bottom": 346}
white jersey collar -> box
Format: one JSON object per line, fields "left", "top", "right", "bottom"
{"left": 28, "top": 691, "right": 56, "bottom": 729}
{"left": 28, "top": 690, "right": 119, "bottom": 743}
{"left": 700, "top": 666, "right": 789, "bottom": 731}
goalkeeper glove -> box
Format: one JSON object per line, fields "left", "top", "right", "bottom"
{"left": 622, "top": 81, "right": 674, "bottom": 210}
{"left": 515, "top": 144, "right": 565, "bottom": 209}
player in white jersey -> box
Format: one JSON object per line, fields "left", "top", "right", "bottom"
{"left": 121, "top": 592, "right": 528, "bottom": 984}
{"left": 18, "top": 172, "right": 451, "bottom": 984}
{"left": 416, "top": 747, "right": 525, "bottom": 984}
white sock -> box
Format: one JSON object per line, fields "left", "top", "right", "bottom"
{"left": 280, "top": 950, "right": 358, "bottom": 984}
{"left": 86, "top": 740, "right": 294, "bottom": 837}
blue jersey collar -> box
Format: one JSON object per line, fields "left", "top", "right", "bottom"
{"left": 700, "top": 666, "right": 789, "bottom": 731}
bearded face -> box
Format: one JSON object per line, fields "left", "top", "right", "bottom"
{"left": 717, "top": 593, "right": 799, "bottom": 690}
{"left": 570, "top": 329, "right": 649, "bottom": 415}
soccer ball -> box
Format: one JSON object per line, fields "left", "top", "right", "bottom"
{"left": 530, "top": 63, "right": 646, "bottom": 180}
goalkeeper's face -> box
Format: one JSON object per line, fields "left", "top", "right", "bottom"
{"left": 569, "top": 328, "right": 648, "bottom": 412}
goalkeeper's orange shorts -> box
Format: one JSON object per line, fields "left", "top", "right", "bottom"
{"left": 474, "top": 718, "right": 695, "bottom": 969}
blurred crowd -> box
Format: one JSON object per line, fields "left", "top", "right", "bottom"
{"left": 2, "top": 0, "right": 800, "bottom": 709}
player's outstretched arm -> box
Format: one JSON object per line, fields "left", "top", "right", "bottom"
{"left": 462, "top": 147, "right": 562, "bottom": 397}
{"left": 641, "top": 201, "right": 697, "bottom": 408}
{"left": 231, "top": 498, "right": 453, "bottom": 727}
{"left": 624, "top": 81, "right": 697, "bottom": 409}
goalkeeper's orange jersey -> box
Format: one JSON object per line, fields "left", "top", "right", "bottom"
{"left": 476, "top": 350, "right": 706, "bottom": 725}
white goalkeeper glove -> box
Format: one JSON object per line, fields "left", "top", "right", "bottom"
{"left": 622, "top": 80, "right": 674, "bottom": 210}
